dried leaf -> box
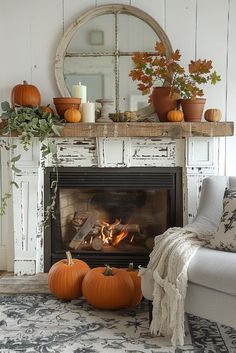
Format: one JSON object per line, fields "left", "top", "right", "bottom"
{"left": 171, "top": 49, "right": 181, "bottom": 61}
{"left": 155, "top": 42, "right": 166, "bottom": 55}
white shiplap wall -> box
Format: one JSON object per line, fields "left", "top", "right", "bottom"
{"left": 0, "top": 0, "right": 236, "bottom": 271}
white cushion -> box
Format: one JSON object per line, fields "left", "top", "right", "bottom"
{"left": 141, "top": 247, "right": 236, "bottom": 300}
{"left": 188, "top": 247, "right": 236, "bottom": 296}
{"left": 185, "top": 176, "right": 228, "bottom": 233}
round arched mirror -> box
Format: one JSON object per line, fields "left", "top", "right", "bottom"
{"left": 55, "top": 4, "right": 173, "bottom": 114}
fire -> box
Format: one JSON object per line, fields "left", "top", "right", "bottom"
{"left": 100, "top": 218, "right": 129, "bottom": 246}
{"left": 112, "top": 229, "right": 128, "bottom": 246}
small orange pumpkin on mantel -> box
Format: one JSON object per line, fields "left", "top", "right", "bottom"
{"left": 167, "top": 109, "right": 184, "bottom": 122}
{"left": 48, "top": 251, "right": 90, "bottom": 300}
{"left": 204, "top": 109, "right": 222, "bottom": 122}
{"left": 40, "top": 104, "right": 54, "bottom": 115}
{"left": 11, "top": 80, "right": 41, "bottom": 108}
{"left": 64, "top": 107, "right": 81, "bottom": 123}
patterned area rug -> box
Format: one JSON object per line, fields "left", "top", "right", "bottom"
{"left": 0, "top": 294, "right": 236, "bottom": 353}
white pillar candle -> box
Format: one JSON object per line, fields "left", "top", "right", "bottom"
{"left": 71, "top": 82, "right": 87, "bottom": 104}
{"left": 82, "top": 102, "right": 95, "bottom": 123}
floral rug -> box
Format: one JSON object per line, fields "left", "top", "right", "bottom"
{"left": 0, "top": 294, "right": 236, "bottom": 353}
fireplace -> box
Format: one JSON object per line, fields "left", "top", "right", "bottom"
{"left": 44, "top": 167, "right": 182, "bottom": 271}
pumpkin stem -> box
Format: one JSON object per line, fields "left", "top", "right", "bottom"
{"left": 23, "top": 80, "right": 28, "bottom": 85}
{"left": 66, "top": 251, "right": 74, "bottom": 266}
{"left": 128, "top": 262, "right": 135, "bottom": 271}
{"left": 103, "top": 264, "right": 113, "bottom": 276}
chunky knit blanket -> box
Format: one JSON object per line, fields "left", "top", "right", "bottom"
{"left": 140, "top": 227, "right": 208, "bottom": 346}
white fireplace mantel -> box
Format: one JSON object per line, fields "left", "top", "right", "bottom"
{"left": 0, "top": 136, "right": 219, "bottom": 275}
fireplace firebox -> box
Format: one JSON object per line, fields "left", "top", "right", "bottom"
{"left": 44, "top": 167, "right": 182, "bottom": 271}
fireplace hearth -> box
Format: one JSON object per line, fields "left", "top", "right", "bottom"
{"left": 44, "top": 167, "right": 182, "bottom": 271}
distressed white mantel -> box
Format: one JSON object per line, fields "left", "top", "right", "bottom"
{"left": 1, "top": 136, "right": 219, "bottom": 275}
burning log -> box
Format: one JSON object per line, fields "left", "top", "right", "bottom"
{"left": 69, "top": 211, "right": 99, "bottom": 250}
{"left": 91, "top": 237, "right": 103, "bottom": 251}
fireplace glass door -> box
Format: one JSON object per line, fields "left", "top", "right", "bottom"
{"left": 44, "top": 167, "right": 182, "bottom": 270}
{"left": 59, "top": 188, "right": 168, "bottom": 254}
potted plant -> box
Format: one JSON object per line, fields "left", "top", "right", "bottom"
{"left": 0, "top": 101, "right": 63, "bottom": 223}
{"left": 129, "top": 42, "right": 221, "bottom": 122}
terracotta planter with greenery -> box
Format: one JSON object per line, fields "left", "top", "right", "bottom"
{"left": 129, "top": 41, "right": 221, "bottom": 120}
{"left": 152, "top": 87, "right": 179, "bottom": 122}
{"left": 180, "top": 98, "right": 206, "bottom": 122}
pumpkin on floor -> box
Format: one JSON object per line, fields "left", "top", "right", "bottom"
{"left": 11, "top": 80, "right": 41, "bottom": 108}
{"left": 48, "top": 251, "right": 90, "bottom": 300}
{"left": 82, "top": 265, "right": 134, "bottom": 309}
{"left": 124, "top": 263, "right": 143, "bottom": 307}
{"left": 64, "top": 107, "right": 81, "bottom": 123}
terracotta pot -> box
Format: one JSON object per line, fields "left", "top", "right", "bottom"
{"left": 53, "top": 97, "right": 81, "bottom": 118}
{"left": 180, "top": 98, "right": 206, "bottom": 122}
{"left": 152, "top": 87, "right": 179, "bottom": 122}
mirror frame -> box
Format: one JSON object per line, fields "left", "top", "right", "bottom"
{"left": 55, "top": 4, "right": 173, "bottom": 114}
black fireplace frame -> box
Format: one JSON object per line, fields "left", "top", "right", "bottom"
{"left": 44, "top": 167, "right": 182, "bottom": 271}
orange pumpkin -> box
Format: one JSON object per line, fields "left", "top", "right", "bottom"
{"left": 11, "top": 80, "right": 41, "bottom": 107}
{"left": 124, "top": 263, "right": 143, "bottom": 307}
{"left": 167, "top": 109, "right": 184, "bottom": 122}
{"left": 48, "top": 251, "right": 90, "bottom": 300}
{"left": 82, "top": 265, "right": 134, "bottom": 309}
{"left": 64, "top": 107, "right": 81, "bottom": 123}
{"left": 41, "top": 104, "right": 54, "bottom": 115}
{"left": 204, "top": 109, "right": 222, "bottom": 122}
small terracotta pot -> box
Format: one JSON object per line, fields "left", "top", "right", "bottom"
{"left": 152, "top": 87, "right": 179, "bottom": 122}
{"left": 53, "top": 97, "right": 81, "bottom": 118}
{"left": 180, "top": 98, "right": 206, "bottom": 122}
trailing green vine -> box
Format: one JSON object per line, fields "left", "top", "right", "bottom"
{"left": 0, "top": 101, "right": 63, "bottom": 224}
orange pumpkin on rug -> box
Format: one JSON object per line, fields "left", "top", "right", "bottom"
{"left": 48, "top": 251, "right": 90, "bottom": 300}
{"left": 82, "top": 265, "right": 134, "bottom": 309}
{"left": 124, "top": 263, "right": 143, "bottom": 307}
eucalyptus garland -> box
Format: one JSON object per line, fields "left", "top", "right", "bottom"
{"left": 0, "top": 101, "right": 63, "bottom": 225}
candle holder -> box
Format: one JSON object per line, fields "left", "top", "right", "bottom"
{"left": 96, "top": 99, "right": 114, "bottom": 123}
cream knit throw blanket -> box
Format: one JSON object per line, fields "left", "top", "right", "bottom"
{"left": 140, "top": 227, "right": 208, "bottom": 346}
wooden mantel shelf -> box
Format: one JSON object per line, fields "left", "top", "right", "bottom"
{"left": 60, "top": 121, "right": 234, "bottom": 138}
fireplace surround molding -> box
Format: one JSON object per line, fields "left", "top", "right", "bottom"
{"left": 0, "top": 135, "right": 220, "bottom": 275}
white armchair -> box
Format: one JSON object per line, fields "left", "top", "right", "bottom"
{"left": 141, "top": 176, "right": 236, "bottom": 329}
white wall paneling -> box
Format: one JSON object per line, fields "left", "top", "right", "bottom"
{"left": 97, "top": 0, "right": 130, "bottom": 5}
{"left": 226, "top": 0, "right": 236, "bottom": 176}
{"left": 131, "top": 0, "right": 165, "bottom": 29}
{"left": 63, "top": 0, "right": 96, "bottom": 31}
{"left": 0, "top": 0, "right": 64, "bottom": 107}
{"left": 197, "top": 0, "right": 229, "bottom": 175}
{"left": 166, "top": 0, "right": 196, "bottom": 65}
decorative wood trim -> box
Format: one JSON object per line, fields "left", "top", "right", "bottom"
{"left": 59, "top": 122, "right": 233, "bottom": 138}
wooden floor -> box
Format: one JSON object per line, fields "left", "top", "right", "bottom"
{"left": 0, "top": 273, "right": 50, "bottom": 294}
